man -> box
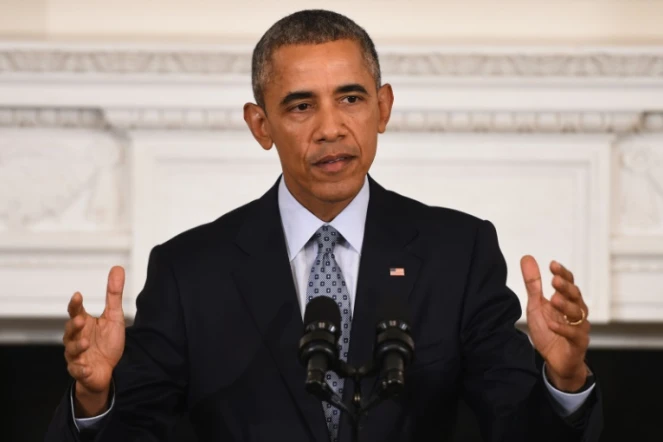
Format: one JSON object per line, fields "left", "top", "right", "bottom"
{"left": 47, "top": 9, "right": 602, "bottom": 442}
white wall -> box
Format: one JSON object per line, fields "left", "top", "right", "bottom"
{"left": 1, "top": 42, "right": 663, "bottom": 346}
{"left": 2, "top": 0, "right": 663, "bottom": 44}
{"left": 1, "top": 1, "right": 663, "bottom": 346}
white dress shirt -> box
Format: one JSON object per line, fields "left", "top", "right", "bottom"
{"left": 74, "top": 175, "right": 592, "bottom": 430}
{"left": 278, "top": 175, "right": 369, "bottom": 316}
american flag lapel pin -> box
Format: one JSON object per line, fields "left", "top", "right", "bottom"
{"left": 389, "top": 267, "right": 405, "bottom": 277}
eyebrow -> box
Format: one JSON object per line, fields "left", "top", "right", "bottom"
{"left": 280, "top": 91, "right": 314, "bottom": 107}
{"left": 279, "top": 84, "right": 370, "bottom": 107}
{"left": 335, "top": 84, "right": 369, "bottom": 95}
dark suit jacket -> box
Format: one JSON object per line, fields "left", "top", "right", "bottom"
{"left": 46, "top": 176, "right": 602, "bottom": 442}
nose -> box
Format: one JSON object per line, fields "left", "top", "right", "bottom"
{"left": 313, "top": 103, "right": 346, "bottom": 143}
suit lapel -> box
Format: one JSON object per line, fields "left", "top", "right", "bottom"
{"left": 348, "top": 177, "right": 422, "bottom": 371}
{"left": 232, "top": 176, "right": 423, "bottom": 442}
{"left": 340, "top": 177, "right": 423, "bottom": 441}
{"left": 232, "top": 178, "right": 329, "bottom": 442}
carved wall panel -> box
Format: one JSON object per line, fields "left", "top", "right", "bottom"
{"left": 614, "top": 135, "right": 663, "bottom": 236}
{"left": 0, "top": 126, "right": 129, "bottom": 320}
{"left": 0, "top": 128, "right": 127, "bottom": 233}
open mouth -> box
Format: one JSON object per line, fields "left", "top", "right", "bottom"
{"left": 316, "top": 156, "right": 351, "bottom": 165}
{"left": 313, "top": 155, "right": 355, "bottom": 173}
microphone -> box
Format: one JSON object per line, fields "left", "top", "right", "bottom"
{"left": 374, "top": 296, "right": 415, "bottom": 398}
{"left": 298, "top": 296, "right": 341, "bottom": 399}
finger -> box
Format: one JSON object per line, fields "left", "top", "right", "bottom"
{"left": 63, "top": 315, "right": 86, "bottom": 343}
{"left": 67, "top": 292, "right": 87, "bottom": 318}
{"left": 551, "top": 275, "right": 583, "bottom": 302}
{"left": 550, "top": 260, "right": 574, "bottom": 284}
{"left": 67, "top": 362, "right": 90, "bottom": 380}
{"left": 105, "top": 266, "right": 125, "bottom": 314}
{"left": 521, "top": 255, "right": 544, "bottom": 308}
{"left": 547, "top": 318, "right": 589, "bottom": 342}
{"left": 65, "top": 337, "right": 89, "bottom": 359}
{"left": 550, "top": 292, "right": 588, "bottom": 323}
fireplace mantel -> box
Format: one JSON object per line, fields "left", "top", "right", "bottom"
{"left": 1, "top": 43, "right": 662, "bottom": 347}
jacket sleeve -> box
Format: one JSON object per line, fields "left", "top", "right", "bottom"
{"left": 45, "top": 245, "right": 188, "bottom": 442}
{"left": 459, "top": 220, "right": 603, "bottom": 442}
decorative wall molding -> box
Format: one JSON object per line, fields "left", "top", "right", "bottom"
{"left": 611, "top": 237, "right": 663, "bottom": 256}
{"left": 611, "top": 254, "right": 663, "bottom": 321}
{"left": 0, "top": 108, "right": 107, "bottom": 129}
{"left": 5, "top": 45, "right": 663, "bottom": 114}
{"left": 386, "top": 111, "right": 652, "bottom": 133}
{"left": 0, "top": 128, "right": 127, "bottom": 231}
{"left": 613, "top": 259, "right": 663, "bottom": 273}
{"left": 0, "top": 249, "right": 129, "bottom": 317}
{"left": 2, "top": 45, "right": 663, "bottom": 78}
{"left": 104, "top": 108, "right": 245, "bottom": 131}
{"left": 0, "top": 43, "right": 662, "bottom": 344}
{"left": 0, "top": 48, "right": 251, "bottom": 76}
{"left": 614, "top": 134, "right": 663, "bottom": 236}
{"left": 1, "top": 107, "right": 660, "bottom": 134}
{"left": 380, "top": 52, "right": 663, "bottom": 78}
{"left": 106, "top": 109, "right": 656, "bottom": 133}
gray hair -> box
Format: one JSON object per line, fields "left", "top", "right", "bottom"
{"left": 251, "top": 9, "right": 382, "bottom": 109}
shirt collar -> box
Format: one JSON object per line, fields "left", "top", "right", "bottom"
{"left": 278, "top": 176, "right": 369, "bottom": 260}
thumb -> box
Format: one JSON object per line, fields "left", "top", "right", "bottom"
{"left": 105, "top": 266, "right": 125, "bottom": 315}
{"left": 520, "top": 255, "right": 544, "bottom": 311}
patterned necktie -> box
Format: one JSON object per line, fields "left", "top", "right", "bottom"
{"left": 306, "top": 225, "right": 353, "bottom": 442}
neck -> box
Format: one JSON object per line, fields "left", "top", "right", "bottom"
{"left": 283, "top": 176, "right": 358, "bottom": 222}
{"left": 309, "top": 199, "right": 352, "bottom": 223}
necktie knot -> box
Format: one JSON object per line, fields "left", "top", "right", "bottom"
{"left": 313, "top": 225, "right": 342, "bottom": 255}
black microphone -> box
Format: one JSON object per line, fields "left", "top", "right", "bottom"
{"left": 374, "top": 296, "right": 415, "bottom": 398}
{"left": 298, "top": 296, "right": 341, "bottom": 399}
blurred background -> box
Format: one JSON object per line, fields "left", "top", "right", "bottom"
{"left": 1, "top": 1, "right": 662, "bottom": 441}
{"left": 4, "top": 0, "right": 663, "bottom": 44}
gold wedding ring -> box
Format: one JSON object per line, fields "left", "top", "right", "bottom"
{"left": 564, "top": 308, "right": 586, "bottom": 326}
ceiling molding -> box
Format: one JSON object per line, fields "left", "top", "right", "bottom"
{"left": 1, "top": 46, "right": 663, "bottom": 78}
{"left": 0, "top": 108, "right": 106, "bottom": 129}
{"left": 386, "top": 110, "right": 651, "bottom": 133}
{"left": 3, "top": 107, "right": 663, "bottom": 133}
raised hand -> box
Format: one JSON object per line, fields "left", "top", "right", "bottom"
{"left": 520, "top": 255, "right": 590, "bottom": 392}
{"left": 63, "top": 266, "right": 126, "bottom": 416}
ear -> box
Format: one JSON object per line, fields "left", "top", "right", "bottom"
{"left": 376, "top": 83, "right": 394, "bottom": 134}
{"left": 243, "top": 103, "right": 274, "bottom": 150}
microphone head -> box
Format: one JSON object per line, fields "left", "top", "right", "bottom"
{"left": 304, "top": 296, "right": 341, "bottom": 333}
{"left": 299, "top": 296, "right": 341, "bottom": 373}
{"left": 374, "top": 295, "right": 416, "bottom": 398}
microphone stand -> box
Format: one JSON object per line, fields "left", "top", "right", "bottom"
{"left": 308, "top": 360, "right": 400, "bottom": 442}
{"left": 300, "top": 313, "right": 413, "bottom": 442}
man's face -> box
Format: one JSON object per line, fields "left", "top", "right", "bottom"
{"left": 245, "top": 39, "right": 393, "bottom": 211}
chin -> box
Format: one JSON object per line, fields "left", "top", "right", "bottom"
{"left": 314, "top": 177, "right": 364, "bottom": 203}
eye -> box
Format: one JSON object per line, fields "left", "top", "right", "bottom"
{"left": 342, "top": 96, "right": 362, "bottom": 104}
{"left": 291, "top": 103, "right": 311, "bottom": 112}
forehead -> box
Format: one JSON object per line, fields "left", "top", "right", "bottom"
{"left": 267, "top": 39, "right": 373, "bottom": 93}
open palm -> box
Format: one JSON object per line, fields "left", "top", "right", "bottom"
{"left": 64, "top": 266, "right": 126, "bottom": 395}
{"left": 520, "top": 256, "right": 590, "bottom": 385}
